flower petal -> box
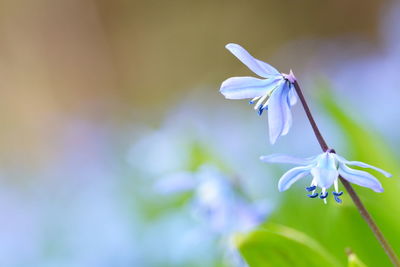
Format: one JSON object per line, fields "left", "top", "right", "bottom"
{"left": 334, "top": 154, "right": 392, "bottom": 178}
{"left": 281, "top": 84, "right": 293, "bottom": 136}
{"left": 287, "top": 86, "right": 297, "bottom": 106}
{"left": 260, "top": 154, "right": 316, "bottom": 165}
{"left": 338, "top": 163, "right": 384, "bottom": 192}
{"left": 154, "top": 172, "right": 196, "bottom": 194}
{"left": 278, "top": 165, "right": 312, "bottom": 192}
{"left": 220, "top": 76, "right": 278, "bottom": 99}
{"left": 226, "top": 43, "right": 280, "bottom": 78}
{"left": 268, "top": 82, "right": 292, "bottom": 144}
{"left": 310, "top": 153, "right": 338, "bottom": 189}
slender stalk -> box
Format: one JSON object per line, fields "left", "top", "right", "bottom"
{"left": 293, "top": 80, "right": 400, "bottom": 266}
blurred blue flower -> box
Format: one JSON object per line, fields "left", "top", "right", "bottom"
{"left": 220, "top": 43, "right": 297, "bottom": 144}
{"left": 260, "top": 151, "right": 392, "bottom": 203}
{"left": 156, "top": 166, "right": 268, "bottom": 234}
{"left": 156, "top": 166, "right": 269, "bottom": 266}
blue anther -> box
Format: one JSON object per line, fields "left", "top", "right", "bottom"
{"left": 319, "top": 192, "right": 329, "bottom": 199}
{"left": 306, "top": 185, "right": 316, "bottom": 192}
{"left": 334, "top": 195, "right": 342, "bottom": 204}
{"left": 258, "top": 106, "right": 264, "bottom": 116}
{"left": 307, "top": 192, "right": 318, "bottom": 198}
{"left": 249, "top": 100, "right": 254, "bottom": 104}
{"left": 333, "top": 191, "right": 343, "bottom": 196}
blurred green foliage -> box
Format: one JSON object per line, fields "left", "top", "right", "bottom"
{"left": 236, "top": 223, "right": 339, "bottom": 266}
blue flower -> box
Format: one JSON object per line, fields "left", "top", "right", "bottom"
{"left": 155, "top": 166, "right": 270, "bottom": 266}
{"left": 155, "top": 166, "right": 269, "bottom": 233}
{"left": 220, "top": 43, "right": 297, "bottom": 144}
{"left": 260, "top": 151, "right": 392, "bottom": 203}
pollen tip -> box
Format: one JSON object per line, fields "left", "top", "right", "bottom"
{"left": 305, "top": 185, "right": 316, "bottom": 192}
{"left": 319, "top": 192, "right": 329, "bottom": 199}
{"left": 307, "top": 192, "right": 318, "bottom": 198}
{"left": 334, "top": 195, "right": 342, "bottom": 204}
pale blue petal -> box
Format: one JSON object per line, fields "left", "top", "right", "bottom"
{"left": 155, "top": 172, "right": 196, "bottom": 194}
{"left": 338, "top": 163, "right": 384, "bottom": 193}
{"left": 310, "top": 153, "right": 338, "bottom": 189}
{"left": 233, "top": 203, "right": 267, "bottom": 232}
{"left": 220, "top": 76, "right": 278, "bottom": 99}
{"left": 281, "top": 84, "right": 293, "bottom": 136}
{"left": 287, "top": 87, "right": 297, "bottom": 106}
{"left": 260, "top": 154, "right": 316, "bottom": 165}
{"left": 268, "top": 82, "right": 291, "bottom": 144}
{"left": 278, "top": 165, "right": 312, "bottom": 192}
{"left": 334, "top": 154, "right": 392, "bottom": 177}
{"left": 226, "top": 43, "right": 280, "bottom": 78}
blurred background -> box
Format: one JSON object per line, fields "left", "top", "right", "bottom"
{"left": 0, "top": 0, "right": 399, "bottom": 266}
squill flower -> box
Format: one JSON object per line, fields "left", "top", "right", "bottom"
{"left": 260, "top": 151, "right": 392, "bottom": 203}
{"left": 220, "top": 43, "right": 297, "bottom": 144}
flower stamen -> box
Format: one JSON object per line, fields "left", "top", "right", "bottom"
{"left": 307, "top": 192, "right": 318, "bottom": 198}
{"left": 319, "top": 192, "right": 328, "bottom": 199}
{"left": 305, "top": 185, "right": 316, "bottom": 192}
{"left": 334, "top": 195, "right": 342, "bottom": 204}
{"left": 254, "top": 94, "right": 269, "bottom": 110}
{"left": 249, "top": 96, "right": 261, "bottom": 104}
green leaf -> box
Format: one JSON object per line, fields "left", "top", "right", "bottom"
{"left": 234, "top": 223, "right": 340, "bottom": 267}
{"left": 346, "top": 249, "right": 367, "bottom": 267}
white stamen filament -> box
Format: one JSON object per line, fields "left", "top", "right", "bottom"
{"left": 253, "top": 80, "right": 284, "bottom": 110}
{"left": 254, "top": 94, "right": 269, "bottom": 110}
{"left": 311, "top": 179, "right": 317, "bottom": 187}
{"left": 334, "top": 180, "right": 339, "bottom": 193}
{"left": 262, "top": 98, "right": 270, "bottom": 109}
{"left": 322, "top": 187, "right": 327, "bottom": 204}
{"left": 250, "top": 96, "right": 261, "bottom": 103}
{"left": 310, "top": 179, "right": 317, "bottom": 194}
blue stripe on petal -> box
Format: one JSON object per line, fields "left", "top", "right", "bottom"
{"left": 278, "top": 165, "right": 311, "bottom": 192}
{"left": 225, "top": 43, "right": 280, "bottom": 78}
{"left": 220, "top": 76, "right": 278, "bottom": 100}
{"left": 338, "top": 163, "right": 384, "bottom": 193}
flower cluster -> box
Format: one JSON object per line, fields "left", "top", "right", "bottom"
{"left": 220, "top": 43, "right": 392, "bottom": 203}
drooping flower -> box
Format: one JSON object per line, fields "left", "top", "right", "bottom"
{"left": 220, "top": 43, "right": 297, "bottom": 144}
{"left": 260, "top": 151, "right": 392, "bottom": 203}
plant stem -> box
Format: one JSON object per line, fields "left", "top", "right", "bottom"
{"left": 293, "top": 80, "right": 400, "bottom": 267}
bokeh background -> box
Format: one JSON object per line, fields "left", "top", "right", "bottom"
{"left": 0, "top": 0, "right": 399, "bottom": 266}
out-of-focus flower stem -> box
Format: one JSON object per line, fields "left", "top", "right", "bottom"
{"left": 293, "top": 80, "right": 400, "bottom": 267}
